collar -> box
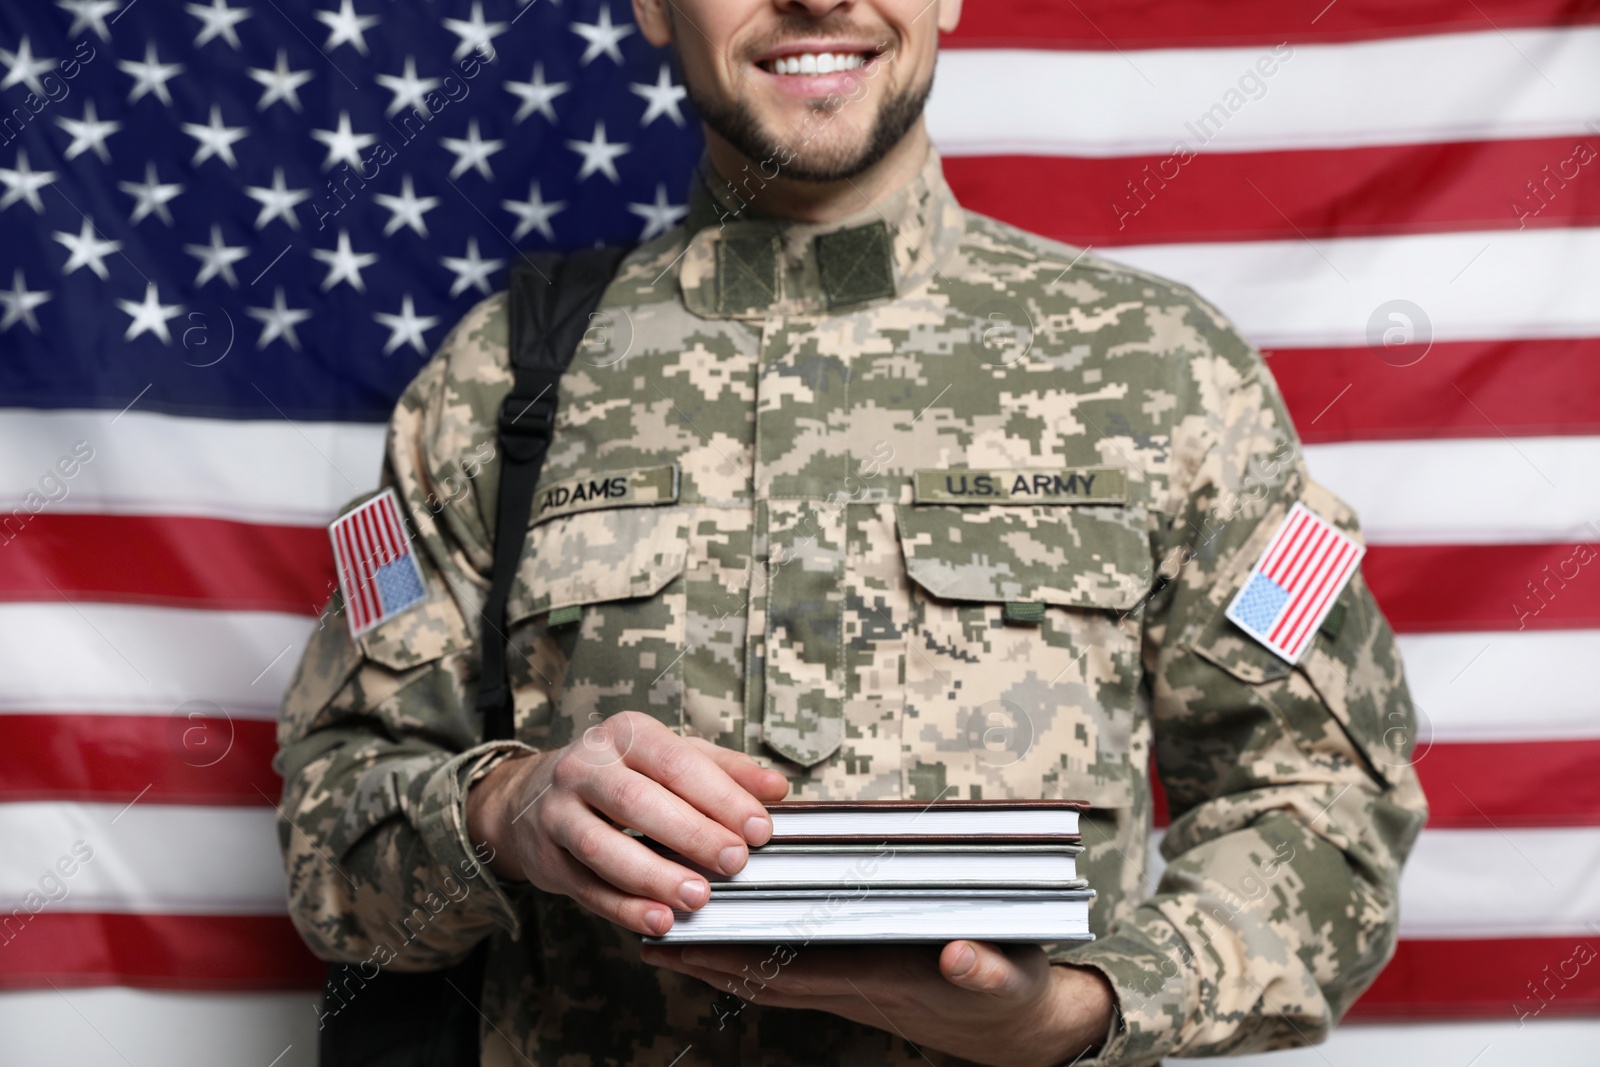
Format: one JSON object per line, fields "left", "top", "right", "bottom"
{"left": 677, "top": 147, "right": 965, "bottom": 319}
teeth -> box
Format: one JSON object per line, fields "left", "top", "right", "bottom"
{"left": 770, "top": 52, "right": 867, "bottom": 75}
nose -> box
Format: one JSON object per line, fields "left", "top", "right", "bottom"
{"left": 775, "top": 0, "right": 856, "bottom": 18}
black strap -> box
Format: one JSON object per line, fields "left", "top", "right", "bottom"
{"left": 476, "top": 246, "right": 629, "bottom": 742}
{"left": 320, "top": 248, "right": 627, "bottom": 1067}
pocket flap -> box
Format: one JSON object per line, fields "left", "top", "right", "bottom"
{"left": 507, "top": 503, "right": 690, "bottom": 623}
{"left": 895, "top": 503, "right": 1149, "bottom": 610}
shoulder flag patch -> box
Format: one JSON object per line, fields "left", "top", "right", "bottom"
{"left": 1225, "top": 502, "right": 1365, "bottom": 664}
{"left": 329, "top": 488, "right": 428, "bottom": 639}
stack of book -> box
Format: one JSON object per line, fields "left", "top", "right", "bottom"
{"left": 642, "top": 800, "right": 1093, "bottom": 944}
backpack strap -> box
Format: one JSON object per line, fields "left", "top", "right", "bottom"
{"left": 476, "top": 247, "right": 630, "bottom": 742}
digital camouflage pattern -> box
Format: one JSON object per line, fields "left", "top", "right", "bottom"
{"left": 276, "top": 149, "right": 1428, "bottom": 1065}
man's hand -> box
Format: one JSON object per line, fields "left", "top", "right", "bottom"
{"left": 640, "top": 941, "right": 1114, "bottom": 1067}
{"left": 466, "top": 711, "right": 790, "bottom": 937}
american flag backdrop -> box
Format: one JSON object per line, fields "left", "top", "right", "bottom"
{"left": 2, "top": 1, "right": 1599, "bottom": 1064}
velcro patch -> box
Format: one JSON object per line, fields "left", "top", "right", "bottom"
{"left": 1225, "top": 502, "right": 1365, "bottom": 664}
{"left": 913, "top": 468, "right": 1126, "bottom": 506}
{"left": 532, "top": 464, "right": 679, "bottom": 525}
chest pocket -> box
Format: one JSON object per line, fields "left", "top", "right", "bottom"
{"left": 503, "top": 482, "right": 690, "bottom": 748}
{"left": 895, "top": 501, "right": 1151, "bottom": 807}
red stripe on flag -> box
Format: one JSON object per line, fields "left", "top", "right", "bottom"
{"left": 1365, "top": 543, "right": 1600, "bottom": 632}
{"left": 1262, "top": 512, "right": 1308, "bottom": 581}
{"left": 344, "top": 509, "right": 380, "bottom": 630}
{"left": 1418, "top": 739, "right": 1600, "bottom": 828}
{"left": 0, "top": 913, "right": 322, "bottom": 990}
{"left": 1351, "top": 935, "right": 1600, "bottom": 1018}
{"left": 1281, "top": 541, "right": 1358, "bottom": 653}
{"left": 944, "top": 0, "right": 1600, "bottom": 50}
{"left": 1157, "top": 738, "right": 1600, "bottom": 829}
{"left": 1268, "top": 337, "right": 1600, "bottom": 444}
{"left": 0, "top": 714, "right": 280, "bottom": 806}
{"left": 943, "top": 139, "right": 1600, "bottom": 248}
{"left": 331, "top": 518, "right": 362, "bottom": 631}
{"left": 0, "top": 513, "right": 332, "bottom": 615}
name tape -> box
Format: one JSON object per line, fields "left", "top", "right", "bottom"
{"left": 532, "top": 464, "right": 680, "bottom": 524}
{"left": 913, "top": 468, "right": 1127, "bottom": 506}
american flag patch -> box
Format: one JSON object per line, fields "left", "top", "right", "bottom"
{"left": 1225, "top": 502, "right": 1365, "bottom": 664}
{"left": 328, "top": 489, "right": 428, "bottom": 639}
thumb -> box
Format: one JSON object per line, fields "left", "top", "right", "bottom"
{"left": 939, "top": 940, "right": 1033, "bottom": 998}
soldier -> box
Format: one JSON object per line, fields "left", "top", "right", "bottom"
{"left": 276, "top": 0, "right": 1428, "bottom": 1064}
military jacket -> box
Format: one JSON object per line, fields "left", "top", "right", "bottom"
{"left": 277, "top": 150, "right": 1428, "bottom": 1066}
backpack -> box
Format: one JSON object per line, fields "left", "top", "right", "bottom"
{"left": 318, "top": 246, "right": 631, "bottom": 1067}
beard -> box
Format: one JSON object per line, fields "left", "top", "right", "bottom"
{"left": 683, "top": 63, "right": 934, "bottom": 184}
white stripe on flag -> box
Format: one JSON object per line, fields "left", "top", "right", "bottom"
{"left": 0, "top": 603, "right": 311, "bottom": 718}
{"left": 930, "top": 30, "right": 1600, "bottom": 157}
{"left": 1304, "top": 437, "right": 1600, "bottom": 545}
{"left": 0, "top": 989, "right": 317, "bottom": 1067}
{"left": 1103, "top": 227, "right": 1600, "bottom": 349}
{"left": 9, "top": 801, "right": 1597, "bottom": 938}
{"left": 0, "top": 802, "right": 285, "bottom": 915}
{"left": 0, "top": 408, "right": 385, "bottom": 525}
{"left": 1143, "top": 825, "right": 1600, "bottom": 939}
{"left": 4, "top": 610, "right": 1600, "bottom": 742}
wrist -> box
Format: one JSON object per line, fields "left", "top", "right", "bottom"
{"left": 465, "top": 750, "right": 541, "bottom": 882}
{"left": 1037, "top": 962, "right": 1115, "bottom": 1066}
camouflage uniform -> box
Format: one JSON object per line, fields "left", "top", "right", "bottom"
{"left": 276, "top": 149, "right": 1427, "bottom": 1065}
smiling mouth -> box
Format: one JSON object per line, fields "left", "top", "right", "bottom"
{"left": 758, "top": 51, "right": 878, "bottom": 76}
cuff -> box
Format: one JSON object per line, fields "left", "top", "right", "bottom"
{"left": 413, "top": 739, "right": 538, "bottom": 941}
{"left": 1052, "top": 916, "right": 1200, "bottom": 1067}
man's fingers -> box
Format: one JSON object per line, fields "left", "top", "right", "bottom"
{"left": 572, "top": 760, "right": 752, "bottom": 875}
{"left": 939, "top": 940, "right": 1039, "bottom": 998}
{"left": 549, "top": 806, "right": 712, "bottom": 913}
{"left": 544, "top": 847, "right": 679, "bottom": 938}
{"left": 684, "top": 737, "right": 791, "bottom": 807}
{"left": 620, "top": 725, "right": 774, "bottom": 848}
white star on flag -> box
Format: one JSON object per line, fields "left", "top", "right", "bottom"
{"left": 0, "top": 150, "right": 56, "bottom": 215}
{"left": 443, "top": 2, "right": 508, "bottom": 63}
{"left": 567, "top": 120, "right": 629, "bottom": 183}
{"left": 119, "top": 41, "right": 185, "bottom": 106}
{"left": 312, "top": 229, "right": 379, "bottom": 292}
{"left": 1, "top": 37, "right": 57, "bottom": 96}
{"left": 116, "top": 282, "right": 184, "bottom": 344}
{"left": 53, "top": 216, "right": 121, "bottom": 279}
{"left": 376, "top": 56, "right": 441, "bottom": 118}
{"left": 441, "top": 119, "right": 504, "bottom": 180}
{"left": 56, "top": 100, "right": 121, "bottom": 164}
{"left": 502, "top": 180, "right": 564, "bottom": 241}
{"left": 245, "top": 167, "right": 310, "bottom": 230}
{"left": 374, "top": 174, "right": 439, "bottom": 237}
{"left": 184, "top": 224, "right": 249, "bottom": 288}
{"left": 0, "top": 268, "right": 51, "bottom": 334}
{"left": 571, "top": 5, "right": 635, "bottom": 65}
{"left": 316, "top": 0, "right": 380, "bottom": 55}
{"left": 311, "top": 111, "right": 377, "bottom": 171}
{"left": 631, "top": 64, "right": 687, "bottom": 127}
{"left": 248, "top": 49, "right": 313, "bottom": 112}
{"left": 505, "top": 62, "right": 567, "bottom": 124}
{"left": 182, "top": 104, "right": 248, "bottom": 169}
{"left": 374, "top": 293, "right": 440, "bottom": 356}
{"left": 248, "top": 286, "right": 313, "bottom": 350}
{"left": 440, "top": 237, "right": 505, "bottom": 298}
{"left": 118, "top": 162, "right": 184, "bottom": 226}
{"left": 186, "top": 0, "right": 252, "bottom": 50}
{"left": 58, "top": 0, "right": 122, "bottom": 43}
{"left": 628, "top": 183, "right": 688, "bottom": 241}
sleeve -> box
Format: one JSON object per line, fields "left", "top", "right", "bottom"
{"left": 1060, "top": 310, "right": 1429, "bottom": 1063}
{"left": 273, "top": 296, "right": 538, "bottom": 970}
